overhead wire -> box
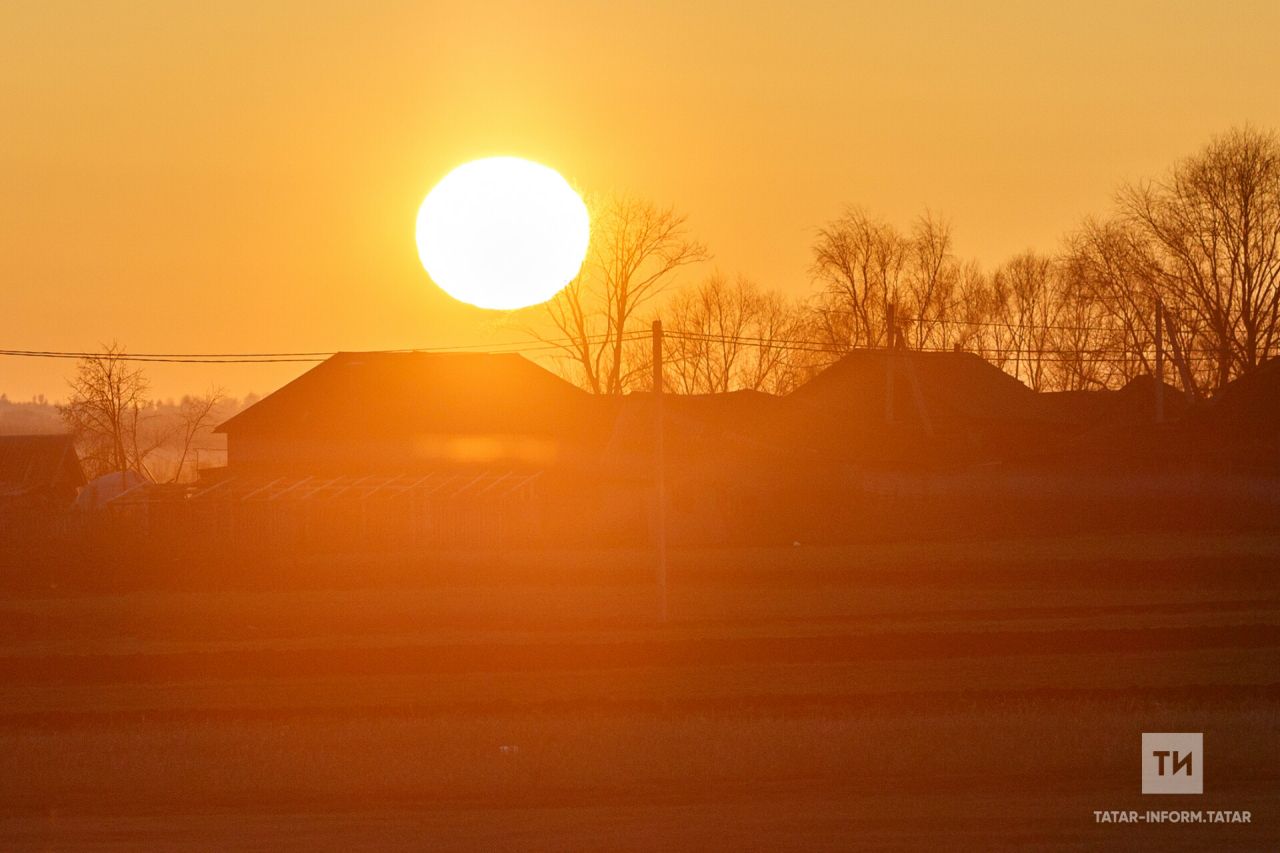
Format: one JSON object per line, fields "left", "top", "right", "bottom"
{"left": 0, "top": 332, "right": 651, "bottom": 364}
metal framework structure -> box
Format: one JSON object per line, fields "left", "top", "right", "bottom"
{"left": 102, "top": 471, "right": 545, "bottom": 553}
{"left": 108, "top": 471, "right": 541, "bottom": 506}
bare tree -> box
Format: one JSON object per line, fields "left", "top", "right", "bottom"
{"left": 988, "top": 253, "right": 1062, "bottom": 391}
{"left": 901, "top": 212, "right": 964, "bottom": 350}
{"left": 657, "top": 273, "right": 810, "bottom": 395}
{"left": 951, "top": 259, "right": 994, "bottom": 353}
{"left": 1061, "top": 216, "right": 1161, "bottom": 386}
{"left": 811, "top": 209, "right": 980, "bottom": 353}
{"left": 59, "top": 343, "right": 159, "bottom": 479}
{"left": 1119, "top": 126, "right": 1280, "bottom": 392}
{"left": 168, "top": 390, "right": 227, "bottom": 483}
{"left": 741, "top": 287, "right": 820, "bottom": 393}
{"left": 810, "top": 207, "right": 905, "bottom": 350}
{"left": 536, "top": 194, "right": 709, "bottom": 393}
{"left": 1046, "top": 277, "right": 1119, "bottom": 391}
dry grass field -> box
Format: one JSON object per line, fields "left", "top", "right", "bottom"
{"left": 1, "top": 532, "right": 1277, "bottom": 850}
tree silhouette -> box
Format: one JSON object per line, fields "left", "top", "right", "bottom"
{"left": 536, "top": 193, "right": 709, "bottom": 393}
{"left": 1120, "top": 126, "right": 1280, "bottom": 393}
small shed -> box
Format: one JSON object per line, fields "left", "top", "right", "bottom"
{"left": 0, "top": 434, "right": 86, "bottom": 512}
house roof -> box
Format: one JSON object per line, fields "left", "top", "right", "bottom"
{"left": 787, "top": 349, "right": 1041, "bottom": 424}
{"left": 742, "top": 349, "right": 1062, "bottom": 466}
{"left": 214, "top": 347, "right": 1239, "bottom": 476}
{"left": 0, "top": 434, "right": 86, "bottom": 498}
{"left": 1035, "top": 374, "right": 1189, "bottom": 428}
{"left": 1190, "top": 356, "right": 1280, "bottom": 437}
{"left": 217, "top": 351, "right": 602, "bottom": 441}
{"left": 1160, "top": 356, "right": 1280, "bottom": 470}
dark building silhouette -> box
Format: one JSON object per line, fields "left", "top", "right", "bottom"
{"left": 114, "top": 353, "right": 638, "bottom": 552}
{"left": 1181, "top": 355, "right": 1280, "bottom": 471}
{"left": 217, "top": 351, "right": 611, "bottom": 474}
{"left": 755, "top": 349, "right": 1066, "bottom": 467}
{"left": 102, "top": 349, "right": 1280, "bottom": 555}
{"left": 0, "top": 435, "right": 85, "bottom": 543}
{"left": 0, "top": 435, "right": 85, "bottom": 512}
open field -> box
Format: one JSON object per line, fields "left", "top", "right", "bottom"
{"left": 1, "top": 532, "right": 1277, "bottom": 849}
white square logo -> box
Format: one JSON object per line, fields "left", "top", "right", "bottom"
{"left": 1142, "top": 732, "right": 1202, "bottom": 794}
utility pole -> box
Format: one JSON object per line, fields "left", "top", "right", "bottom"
{"left": 652, "top": 320, "right": 669, "bottom": 622}
{"left": 1163, "top": 309, "right": 1199, "bottom": 404}
{"left": 885, "top": 301, "right": 896, "bottom": 424}
{"left": 1154, "top": 300, "right": 1165, "bottom": 424}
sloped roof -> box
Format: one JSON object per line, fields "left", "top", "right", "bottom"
{"left": 1160, "top": 357, "right": 1280, "bottom": 471}
{"left": 787, "top": 349, "right": 1040, "bottom": 424}
{"left": 750, "top": 350, "right": 1055, "bottom": 465}
{"left": 1035, "top": 375, "right": 1189, "bottom": 428}
{"left": 0, "top": 434, "right": 86, "bottom": 498}
{"left": 1190, "top": 356, "right": 1280, "bottom": 438}
{"left": 217, "top": 351, "right": 602, "bottom": 441}
{"left": 768, "top": 348, "right": 1039, "bottom": 461}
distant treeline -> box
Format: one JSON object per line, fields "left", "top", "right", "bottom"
{"left": 530, "top": 126, "right": 1280, "bottom": 398}
{"left": 0, "top": 395, "right": 62, "bottom": 435}
{"left": 1, "top": 384, "right": 256, "bottom": 482}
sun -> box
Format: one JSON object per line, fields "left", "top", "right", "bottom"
{"left": 415, "top": 157, "right": 590, "bottom": 310}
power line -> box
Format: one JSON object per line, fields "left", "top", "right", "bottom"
{"left": 664, "top": 329, "right": 1275, "bottom": 359}
{"left": 0, "top": 324, "right": 1267, "bottom": 378}
{"left": 0, "top": 350, "right": 325, "bottom": 364}
{"left": 0, "top": 332, "right": 651, "bottom": 364}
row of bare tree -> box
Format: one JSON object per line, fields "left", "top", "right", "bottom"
{"left": 57, "top": 127, "right": 1279, "bottom": 480}
{"left": 59, "top": 344, "right": 230, "bottom": 481}
{"left": 534, "top": 126, "right": 1280, "bottom": 397}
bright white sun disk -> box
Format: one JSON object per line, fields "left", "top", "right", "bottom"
{"left": 415, "top": 157, "right": 590, "bottom": 310}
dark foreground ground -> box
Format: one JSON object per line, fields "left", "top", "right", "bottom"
{"left": 0, "top": 532, "right": 1277, "bottom": 850}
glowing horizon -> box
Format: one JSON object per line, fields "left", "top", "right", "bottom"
{"left": 1, "top": 1, "right": 1278, "bottom": 399}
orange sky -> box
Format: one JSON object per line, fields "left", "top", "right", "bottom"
{"left": 3, "top": 0, "right": 1278, "bottom": 399}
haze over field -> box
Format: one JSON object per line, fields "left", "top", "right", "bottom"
{"left": 3, "top": 0, "right": 1279, "bottom": 398}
